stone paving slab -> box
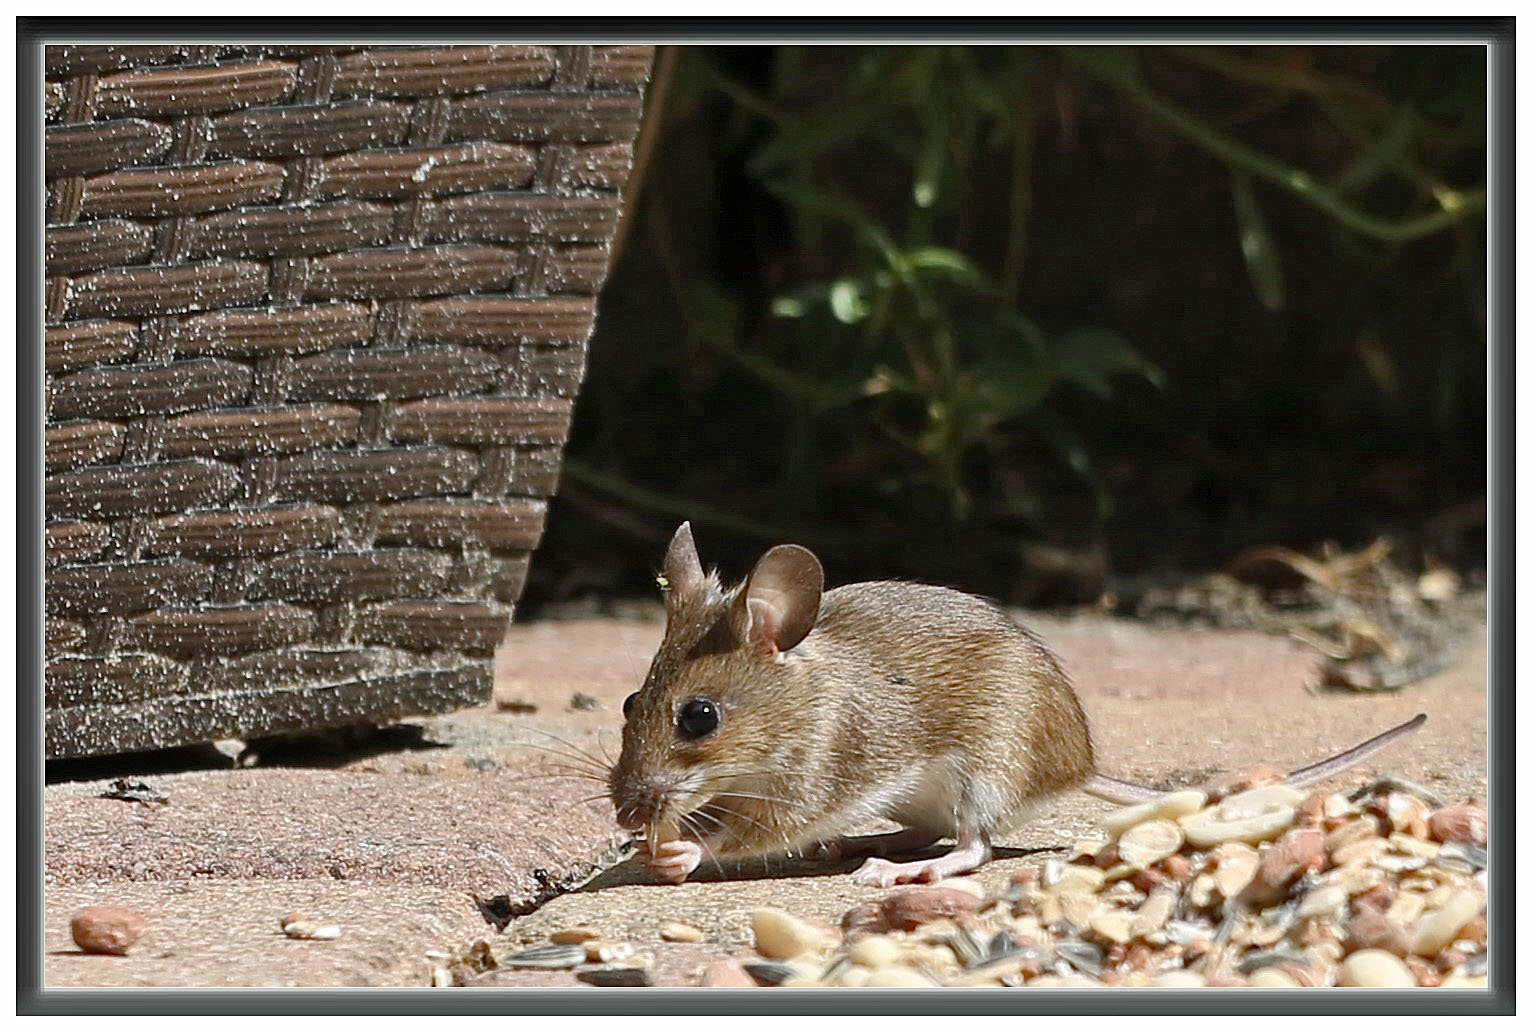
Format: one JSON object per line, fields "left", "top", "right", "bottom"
{"left": 41, "top": 610, "right": 1488, "bottom": 990}
{"left": 44, "top": 880, "right": 486, "bottom": 988}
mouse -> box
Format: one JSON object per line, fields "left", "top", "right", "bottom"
{"left": 607, "top": 522, "right": 1427, "bottom": 887}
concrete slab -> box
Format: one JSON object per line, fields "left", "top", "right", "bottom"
{"left": 41, "top": 609, "right": 1488, "bottom": 989}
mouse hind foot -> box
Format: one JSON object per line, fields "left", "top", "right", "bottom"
{"left": 850, "top": 829, "right": 990, "bottom": 887}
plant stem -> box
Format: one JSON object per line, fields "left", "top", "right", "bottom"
{"left": 1064, "top": 47, "right": 1485, "bottom": 244}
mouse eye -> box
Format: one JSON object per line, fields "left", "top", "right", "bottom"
{"left": 676, "top": 697, "right": 721, "bottom": 740}
{"left": 622, "top": 692, "right": 638, "bottom": 718}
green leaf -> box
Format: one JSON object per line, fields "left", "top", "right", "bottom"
{"left": 1052, "top": 328, "right": 1165, "bottom": 398}
{"left": 1232, "top": 171, "right": 1287, "bottom": 312}
{"left": 902, "top": 247, "right": 983, "bottom": 283}
{"left": 829, "top": 279, "right": 870, "bottom": 324}
{"left": 913, "top": 109, "right": 947, "bottom": 209}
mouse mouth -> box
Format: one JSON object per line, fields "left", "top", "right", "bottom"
{"left": 612, "top": 772, "right": 710, "bottom": 835}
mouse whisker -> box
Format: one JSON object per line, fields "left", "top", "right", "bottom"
{"left": 509, "top": 739, "right": 613, "bottom": 779}
{"left": 511, "top": 727, "right": 615, "bottom": 775}
{"left": 676, "top": 810, "right": 726, "bottom": 871}
{"left": 692, "top": 795, "right": 782, "bottom": 844}
{"left": 521, "top": 764, "right": 611, "bottom": 785}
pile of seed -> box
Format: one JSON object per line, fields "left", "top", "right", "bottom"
{"left": 445, "top": 775, "right": 1487, "bottom": 989}
{"left": 733, "top": 777, "right": 1487, "bottom": 988}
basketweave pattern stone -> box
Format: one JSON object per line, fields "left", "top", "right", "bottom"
{"left": 43, "top": 44, "right": 652, "bottom": 758}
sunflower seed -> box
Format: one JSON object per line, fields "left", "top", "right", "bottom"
{"left": 578, "top": 966, "right": 652, "bottom": 987}
{"left": 743, "top": 961, "right": 797, "bottom": 986}
{"left": 1237, "top": 946, "right": 1307, "bottom": 973}
{"left": 1438, "top": 842, "right": 1487, "bottom": 872}
{"left": 947, "top": 924, "right": 989, "bottom": 968}
{"left": 1054, "top": 940, "right": 1103, "bottom": 976}
{"left": 500, "top": 943, "right": 587, "bottom": 969}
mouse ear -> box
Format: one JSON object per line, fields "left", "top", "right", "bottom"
{"left": 661, "top": 521, "right": 706, "bottom": 610}
{"left": 733, "top": 544, "right": 824, "bottom": 656}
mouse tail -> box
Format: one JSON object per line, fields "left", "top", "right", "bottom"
{"left": 1084, "top": 713, "right": 1429, "bottom": 807}
{"left": 1082, "top": 774, "right": 1167, "bottom": 805}
{"left": 1282, "top": 712, "right": 1427, "bottom": 788}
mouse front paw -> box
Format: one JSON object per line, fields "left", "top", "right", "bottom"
{"left": 639, "top": 838, "right": 705, "bottom": 884}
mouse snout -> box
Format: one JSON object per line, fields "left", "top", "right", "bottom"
{"left": 611, "top": 770, "right": 687, "bottom": 831}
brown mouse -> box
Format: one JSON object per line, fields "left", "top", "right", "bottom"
{"left": 608, "top": 523, "right": 1426, "bottom": 886}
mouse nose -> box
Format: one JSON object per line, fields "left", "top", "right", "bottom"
{"left": 612, "top": 773, "right": 680, "bottom": 830}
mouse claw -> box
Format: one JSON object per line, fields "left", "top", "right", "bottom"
{"left": 639, "top": 838, "right": 704, "bottom": 884}
{"left": 850, "top": 836, "right": 990, "bottom": 886}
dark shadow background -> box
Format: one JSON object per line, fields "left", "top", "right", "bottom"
{"left": 522, "top": 44, "right": 1487, "bottom": 613}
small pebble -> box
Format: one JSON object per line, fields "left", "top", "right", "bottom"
{"left": 699, "top": 958, "right": 757, "bottom": 988}
{"left": 659, "top": 921, "right": 704, "bottom": 943}
{"left": 70, "top": 906, "right": 147, "bottom": 956}
{"left": 1339, "top": 948, "right": 1417, "bottom": 987}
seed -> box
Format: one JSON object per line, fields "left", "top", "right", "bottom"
{"left": 500, "top": 943, "right": 587, "bottom": 968}
{"left": 1182, "top": 805, "right": 1297, "bottom": 848}
{"left": 1339, "top": 948, "right": 1417, "bottom": 987}
{"left": 864, "top": 965, "right": 937, "bottom": 987}
{"left": 1101, "top": 790, "right": 1208, "bottom": 837}
{"left": 659, "top": 921, "right": 703, "bottom": 943}
{"left": 282, "top": 921, "right": 342, "bottom": 941}
{"left": 750, "top": 908, "right": 836, "bottom": 960}
{"left": 1116, "top": 819, "right": 1185, "bottom": 869}
{"left": 578, "top": 966, "right": 652, "bottom": 987}
{"left": 1411, "top": 888, "right": 1484, "bottom": 957}
{"left": 549, "top": 927, "right": 600, "bottom": 945}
